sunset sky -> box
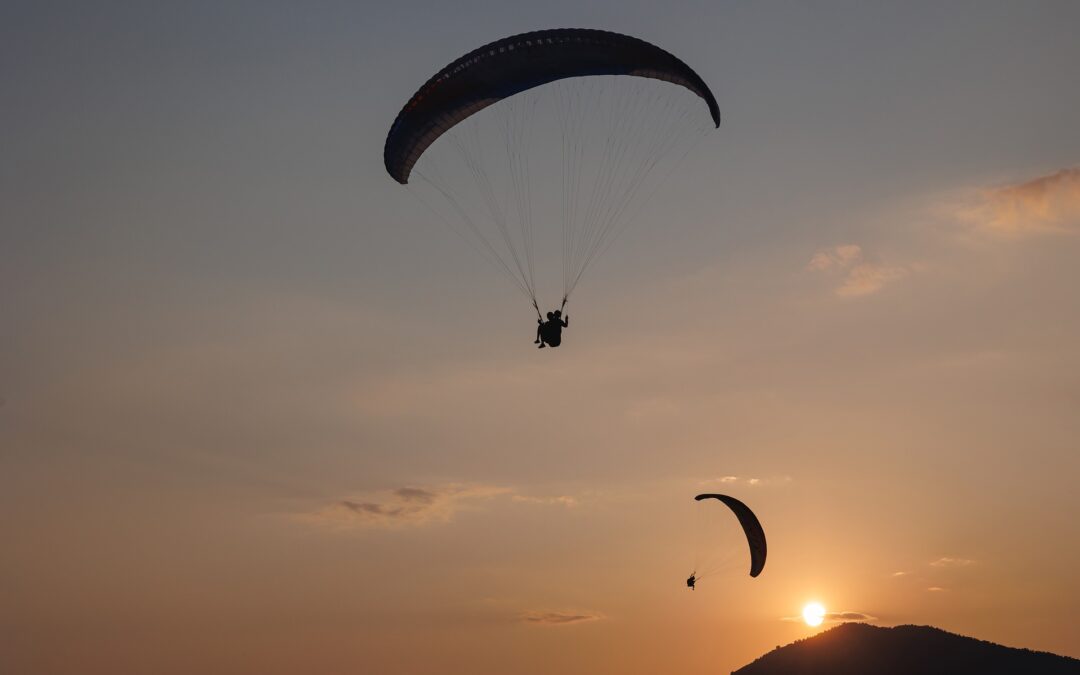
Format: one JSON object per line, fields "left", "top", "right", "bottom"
{"left": 2, "top": 2, "right": 1078, "bottom": 673}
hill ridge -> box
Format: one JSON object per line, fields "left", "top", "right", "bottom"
{"left": 733, "top": 622, "right": 1079, "bottom": 675}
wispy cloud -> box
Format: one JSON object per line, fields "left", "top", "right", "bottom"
{"left": 807, "top": 244, "right": 863, "bottom": 272}
{"left": 891, "top": 571, "right": 909, "bottom": 577}
{"left": 782, "top": 610, "right": 876, "bottom": 623}
{"left": 807, "top": 244, "right": 908, "bottom": 297}
{"left": 927, "top": 586, "right": 947, "bottom": 592}
{"left": 835, "top": 262, "right": 909, "bottom": 297}
{"left": 699, "top": 475, "right": 792, "bottom": 488}
{"left": 298, "top": 484, "right": 593, "bottom": 528}
{"left": 511, "top": 495, "right": 578, "bottom": 507}
{"left": 956, "top": 167, "right": 1080, "bottom": 236}
{"left": 393, "top": 487, "right": 437, "bottom": 503}
{"left": 520, "top": 610, "right": 604, "bottom": 626}
{"left": 825, "top": 611, "right": 876, "bottom": 622}
{"left": 930, "top": 557, "right": 976, "bottom": 568}
{"left": 300, "top": 484, "right": 511, "bottom": 529}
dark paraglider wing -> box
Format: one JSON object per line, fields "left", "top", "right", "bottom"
{"left": 694, "top": 494, "right": 767, "bottom": 578}
{"left": 384, "top": 28, "right": 721, "bottom": 185}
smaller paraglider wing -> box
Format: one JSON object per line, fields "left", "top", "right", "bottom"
{"left": 694, "top": 494, "right": 767, "bottom": 578}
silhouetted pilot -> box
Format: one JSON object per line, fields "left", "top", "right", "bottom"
{"left": 687, "top": 574, "right": 696, "bottom": 590}
{"left": 535, "top": 312, "right": 553, "bottom": 345}
{"left": 535, "top": 309, "right": 569, "bottom": 348}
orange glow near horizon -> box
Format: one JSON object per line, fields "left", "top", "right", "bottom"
{"left": 2, "top": 4, "right": 1079, "bottom": 674}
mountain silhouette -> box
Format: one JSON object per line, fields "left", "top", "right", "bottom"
{"left": 733, "top": 622, "right": 1079, "bottom": 675}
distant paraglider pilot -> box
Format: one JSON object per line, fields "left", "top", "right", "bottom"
{"left": 535, "top": 309, "right": 569, "bottom": 349}
{"left": 686, "top": 573, "right": 696, "bottom": 590}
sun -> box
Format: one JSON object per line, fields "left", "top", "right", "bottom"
{"left": 802, "top": 602, "right": 826, "bottom": 627}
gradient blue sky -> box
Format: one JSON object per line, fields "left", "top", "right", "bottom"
{"left": 2, "top": 2, "right": 1078, "bottom": 673}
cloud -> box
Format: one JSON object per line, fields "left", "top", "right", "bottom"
{"left": 394, "top": 487, "right": 437, "bottom": 503}
{"left": 520, "top": 610, "right": 604, "bottom": 626}
{"left": 807, "top": 244, "right": 908, "bottom": 297}
{"left": 825, "top": 611, "right": 876, "bottom": 622}
{"left": 927, "top": 586, "right": 947, "bottom": 592}
{"left": 782, "top": 610, "right": 876, "bottom": 623}
{"left": 930, "top": 557, "right": 976, "bottom": 568}
{"left": 299, "top": 484, "right": 592, "bottom": 528}
{"left": 301, "top": 484, "right": 511, "bottom": 529}
{"left": 891, "top": 571, "right": 909, "bottom": 577}
{"left": 957, "top": 167, "right": 1080, "bottom": 236}
{"left": 511, "top": 495, "right": 578, "bottom": 507}
{"left": 835, "top": 262, "right": 909, "bottom": 297}
{"left": 699, "top": 475, "right": 792, "bottom": 487}
{"left": 807, "top": 244, "right": 864, "bottom": 271}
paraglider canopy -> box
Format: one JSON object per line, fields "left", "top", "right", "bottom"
{"left": 382, "top": 28, "right": 719, "bottom": 314}
{"left": 384, "top": 28, "right": 720, "bottom": 184}
{"left": 694, "top": 493, "right": 767, "bottom": 578}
